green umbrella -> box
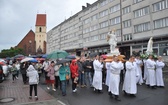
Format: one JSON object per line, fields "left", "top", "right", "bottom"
{"left": 47, "top": 50, "right": 69, "bottom": 59}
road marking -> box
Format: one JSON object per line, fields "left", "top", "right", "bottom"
{"left": 57, "top": 100, "right": 66, "bottom": 105}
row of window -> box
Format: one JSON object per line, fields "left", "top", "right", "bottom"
{"left": 83, "top": 17, "right": 120, "bottom": 34}
{"left": 153, "top": 0, "right": 168, "bottom": 12}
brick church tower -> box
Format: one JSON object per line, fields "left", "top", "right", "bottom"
{"left": 35, "top": 14, "right": 47, "bottom": 54}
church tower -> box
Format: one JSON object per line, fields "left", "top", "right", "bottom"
{"left": 35, "top": 14, "right": 47, "bottom": 54}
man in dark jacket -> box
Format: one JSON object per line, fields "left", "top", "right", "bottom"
{"left": 77, "top": 58, "right": 85, "bottom": 87}
{"left": 83, "top": 57, "right": 93, "bottom": 87}
{"left": 20, "top": 62, "right": 29, "bottom": 84}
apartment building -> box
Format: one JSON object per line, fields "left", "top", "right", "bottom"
{"left": 47, "top": 0, "right": 168, "bottom": 57}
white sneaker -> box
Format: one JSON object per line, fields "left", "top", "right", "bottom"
{"left": 47, "top": 87, "right": 50, "bottom": 90}
{"left": 52, "top": 89, "right": 56, "bottom": 91}
{"left": 73, "top": 89, "right": 77, "bottom": 93}
{"left": 16, "top": 77, "right": 18, "bottom": 79}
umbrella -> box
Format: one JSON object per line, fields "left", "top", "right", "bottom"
{"left": 14, "top": 54, "right": 24, "bottom": 58}
{"left": 42, "top": 54, "right": 48, "bottom": 58}
{"left": 0, "top": 62, "right": 5, "bottom": 65}
{"left": 21, "top": 57, "right": 34, "bottom": 63}
{"left": 36, "top": 58, "right": 45, "bottom": 61}
{"left": 47, "top": 50, "right": 69, "bottom": 59}
{"left": 65, "top": 55, "right": 76, "bottom": 59}
{"left": 29, "top": 55, "right": 37, "bottom": 58}
{"left": 101, "top": 55, "right": 107, "bottom": 59}
{"left": 29, "top": 59, "right": 38, "bottom": 63}
{"left": 89, "top": 52, "right": 98, "bottom": 58}
{"left": 56, "top": 59, "right": 71, "bottom": 65}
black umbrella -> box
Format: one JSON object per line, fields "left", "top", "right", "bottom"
{"left": 65, "top": 55, "right": 76, "bottom": 59}
{"left": 56, "top": 59, "right": 71, "bottom": 65}
{"left": 89, "top": 52, "right": 98, "bottom": 58}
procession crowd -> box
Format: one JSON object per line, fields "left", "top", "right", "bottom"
{"left": 8, "top": 53, "right": 165, "bottom": 101}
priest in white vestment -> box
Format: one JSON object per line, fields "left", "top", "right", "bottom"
{"left": 123, "top": 56, "right": 138, "bottom": 97}
{"left": 92, "top": 54, "right": 104, "bottom": 93}
{"left": 105, "top": 62, "right": 111, "bottom": 87}
{"left": 146, "top": 55, "right": 156, "bottom": 89}
{"left": 156, "top": 56, "right": 165, "bottom": 87}
{"left": 109, "top": 56, "right": 124, "bottom": 101}
{"left": 135, "top": 57, "right": 143, "bottom": 85}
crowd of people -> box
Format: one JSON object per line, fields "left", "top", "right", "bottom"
{"left": 8, "top": 53, "right": 165, "bottom": 101}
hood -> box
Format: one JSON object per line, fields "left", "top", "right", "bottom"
{"left": 27, "top": 65, "right": 36, "bottom": 72}
{"left": 71, "top": 59, "right": 77, "bottom": 65}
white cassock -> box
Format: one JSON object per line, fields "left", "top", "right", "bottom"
{"left": 92, "top": 59, "right": 103, "bottom": 90}
{"left": 143, "top": 59, "right": 148, "bottom": 81}
{"left": 135, "top": 59, "right": 143, "bottom": 84}
{"left": 123, "top": 61, "right": 138, "bottom": 94}
{"left": 109, "top": 61, "right": 124, "bottom": 95}
{"left": 105, "top": 62, "right": 111, "bottom": 87}
{"left": 146, "top": 59, "right": 156, "bottom": 86}
{"left": 156, "top": 60, "right": 165, "bottom": 86}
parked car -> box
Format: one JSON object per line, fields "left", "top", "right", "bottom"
{"left": 2, "top": 64, "right": 9, "bottom": 77}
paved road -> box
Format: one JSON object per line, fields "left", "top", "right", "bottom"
{"left": 39, "top": 72, "right": 168, "bottom": 105}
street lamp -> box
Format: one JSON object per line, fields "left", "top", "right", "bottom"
{"left": 29, "top": 40, "right": 32, "bottom": 56}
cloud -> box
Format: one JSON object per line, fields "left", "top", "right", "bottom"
{"left": 0, "top": 0, "right": 97, "bottom": 52}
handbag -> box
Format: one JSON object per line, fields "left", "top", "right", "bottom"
{"left": 66, "top": 74, "right": 70, "bottom": 80}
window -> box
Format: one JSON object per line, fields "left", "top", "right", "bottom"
{"left": 90, "top": 24, "right": 98, "bottom": 31}
{"left": 134, "top": 6, "right": 149, "bottom": 18}
{"left": 122, "top": 6, "right": 131, "bottom": 14}
{"left": 153, "top": 0, "right": 168, "bottom": 12}
{"left": 91, "top": 35, "right": 99, "bottom": 41}
{"left": 100, "top": 33, "right": 107, "bottom": 40}
{"left": 115, "top": 29, "right": 121, "bottom": 37}
{"left": 110, "top": 4, "right": 120, "bottom": 13}
{"left": 99, "top": 9, "right": 108, "bottom": 18}
{"left": 83, "top": 28, "right": 90, "bottom": 34}
{"left": 83, "top": 18, "right": 90, "bottom": 24}
{"left": 123, "top": 19, "right": 131, "bottom": 28}
{"left": 39, "top": 27, "right": 42, "bottom": 32}
{"left": 100, "top": 21, "right": 108, "bottom": 28}
{"left": 123, "top": 34, "right": 132, "bottom": 41}
{"left": 91, "top": 14, "right": 98, "bottom": 21}
{"left": 110, "top": 16, "right": 121, "bottom": 25}
{"left": 154, "top": 17, "right": 168, "bottom": 29}
{"left": 133, "top": 0, "right": 143, "bottom": 4}
{"left": 100, "top": 0, "right": 108, "bottom": 7}
{"left": 134, "top": 22, "right": 151, "bottom": 33}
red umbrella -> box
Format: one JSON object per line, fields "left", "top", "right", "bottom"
{"left": 36, "top": 58, "right": 45, "bottom": 61}
{"left": 101, "top": 55, "right": 107, "bottom": 59}
{"left": 0, "top": 62, "right": 5, "bottom": 66}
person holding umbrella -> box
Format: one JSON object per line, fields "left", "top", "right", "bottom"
{"left": 46, "top": 61, "right": 56, "bottom": 91}
{"left": 70, "top": 59, "right": 79, "bottom": 93}
{"left": 59, "top": 62, "right": 70, "bottom": 96}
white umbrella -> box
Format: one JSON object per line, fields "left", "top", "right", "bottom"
{"left": 21, "top": 57, "right": 34, "bottom": 63}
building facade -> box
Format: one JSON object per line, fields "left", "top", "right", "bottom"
{"left": 16, "top": 30, "right": 36, "bottom": 56}
{"left": 35, "top": 14, "right": 47, "bottom": 54}
{"left": 47, "top": 0, "right": 168, "bottom": 58}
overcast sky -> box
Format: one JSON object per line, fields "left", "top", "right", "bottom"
{"left": 0, "top": 0, "right": 97, "bottom": 52}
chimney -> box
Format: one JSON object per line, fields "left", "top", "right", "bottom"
{"left": 86, "top": 3, "right": 91, "bottom": 7}
{"left": 82, "top": 6, "right": 86, "bottom": 10}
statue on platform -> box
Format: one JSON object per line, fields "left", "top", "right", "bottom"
{"left": 107, "top": 29, "right": 117, "bottom": 53}
{"left": 146, "top": 37, "right": 153, "bottom": 54}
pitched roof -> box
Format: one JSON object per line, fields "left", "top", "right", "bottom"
{"left": 17, "top": 30, "right": 35, "bottom": 46}
{"left": 35, "top": 14, "right": 46, "bottom": 26}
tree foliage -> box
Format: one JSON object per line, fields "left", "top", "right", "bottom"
{"left": 0, "top": 47, "right": 24, "bottom": 58}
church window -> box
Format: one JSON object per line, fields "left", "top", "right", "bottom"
{"left": 39, "top": 27, "right": 42, "bottom": 32}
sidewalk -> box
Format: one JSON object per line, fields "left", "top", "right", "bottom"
{"left": 0, "top": 74, "right": 66, "bottom": 105}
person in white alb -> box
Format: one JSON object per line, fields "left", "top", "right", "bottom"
{"left": 105, "top": 62, "right": 111, "bottom": 88}
{"left": 135, "top": 56, "right": 143, "bottom": 85}
{"left": 109, "top": 56, "right": 124, "bottom": 101}
{"left": 156, "top": 56, "right": 165, "bottom": 88}
{"left": 146, "top": 55, "right": 156, "bottom": 89}
{"left": 123, "top": 56, "right": 138, "bottom": 97}
{"left": 92, "top": 54, "right": 104, "bottom": 93}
